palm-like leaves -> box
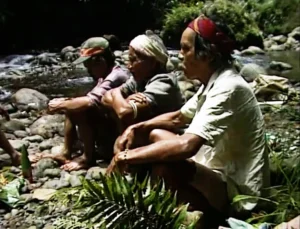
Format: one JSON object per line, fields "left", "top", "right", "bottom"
{"left": 52, "top": 172, "right": 197, "bottom": 229}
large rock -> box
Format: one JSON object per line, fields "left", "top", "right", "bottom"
{"left": 34, "top": 158, "right": 58, "bottom": 178}
{"left": 8, "top": 139, "right": 30, "bottom": 151}
{"left": 241, "top": 46, "right": 265, "bottom": 55}
{"left": 29, "top": 114, "right": 65, "bottom": 138}
{"left": 269, "top": 44, "right": 286, "bottom": 51}
{"left": 271, "top": 35, "right": 287, "bottom": 44}
{"left": 240, "top": 63, "right": 267, "bottom": 82}
{"left": 269, "top": 61, "right": 293, "bottom": 71}
{"left": 288, "top": 27, "right": 300, "bottom": 41}
{"left": 11, "top": 88, "right": 49, "bottom": 111}
{"left": 1, "top": 119, "right": 26, "bottom": 133}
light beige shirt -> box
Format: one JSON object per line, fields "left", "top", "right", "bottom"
{"left": 181, "top": 68, "right": 270, "bottom": 211}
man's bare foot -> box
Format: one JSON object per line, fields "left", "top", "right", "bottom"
{"left": 38, "top": 148, "right": 72, "bottom": 164}
{"left": 61, "top": 155, "right": 91, "bottom": 171}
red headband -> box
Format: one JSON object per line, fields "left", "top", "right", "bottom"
{"left": 188, "top": 15, "right": 235, "bottom": 55}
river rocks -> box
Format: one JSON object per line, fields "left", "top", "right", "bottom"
{"left": 241, "top": 46, "right": 265, "bottom": 55}
{"left": 272, "top": 35, "right": 287, "bottom": 44}
{"left": 264, "top": 27, "right": 300, "bottom": 51}
{"left": 43, "top": 168, "right": 62, "bottom": 178}
{"left": 24, "top": 135, "right": 44, "bottom": 143}
{"left": 14, "top": 130, "right": 29, "bottom": 138}
{"left": 240, "top": 63, "right": 267, "bottom": 82}
{"left": 9, "top": 139, "right": 30, "bottom": 151}
{"left": 269, "top": 61, "right": 293, "bottom": 71}
{"left": 11, "top": 88, "right": 49, "bottom": 111}
{"left": 1, "top": 119, "right": 26, "bottom": 133}
{"left": 30, "top": 114, "right": 65, "bottom": 138}
{"left": 34, "top": 158, "right": 58, "bottom": 178}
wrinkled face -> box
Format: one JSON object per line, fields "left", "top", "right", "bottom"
{"left": 180, "top": 28, "right": 210, "bottom": 80}
{"left": 84, "top": 56, "right": 108, "bottom": 81}
{"left": 128, "top": 46, "right": 156, "bottom": 82}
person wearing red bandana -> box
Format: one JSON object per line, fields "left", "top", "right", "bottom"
{"left": 37, "top": 37, "right": 131, "bottom": 171}
{"left": 107, "top": 16, "right": 270, "bottom": 227}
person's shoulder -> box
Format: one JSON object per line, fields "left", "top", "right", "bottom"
{"left": 108, "top": 65, "right": 131, "bottom": 81}
{"left": 148, "top": 72, "right": 177, "bottom": 84}
{"left": 216, "top": 68, "right": 252, "bottom": 92}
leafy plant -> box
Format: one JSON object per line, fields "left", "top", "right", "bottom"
{"left": 232, "top": 134, "right": 300, "bottom": 225}
{"left": 51, "top": 172, "right": 198, "bottom": 229}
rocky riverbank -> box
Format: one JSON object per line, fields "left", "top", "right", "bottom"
{"left": 0, "top": 31, "right": 300, "bottom": 228}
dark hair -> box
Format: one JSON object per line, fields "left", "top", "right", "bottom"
{"left": 194, "top": 16, "right": 236, "bottom": 70}
{"left": 103, "top": 34, "right": 121, "bottom": 51}
{"left": 91, "top": 46, "right": 115, "bottom": 68}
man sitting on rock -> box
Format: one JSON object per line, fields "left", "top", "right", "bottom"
{"left": 101, "top": 33, "right": 183, "bottom": 146}
{"left": 107, "top": 15, "right": 270, "bottom": 227}
{"left": 39, "top": 37, "right": 131, "bottom": 171}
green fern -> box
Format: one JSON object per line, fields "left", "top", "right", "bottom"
{"left": 51, "top": 172, "right": 197, "bottom": 229}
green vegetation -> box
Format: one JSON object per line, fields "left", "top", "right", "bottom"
{"left": 48, "top": 173, "right": 198, "bottom": 229}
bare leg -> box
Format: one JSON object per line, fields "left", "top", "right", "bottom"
{"left": 62, "top": 110, "right": 97, "bottom": 171}
{"left": 40, "top": 112, "right": 77, "bottom": 164}
{"left": 0, "top": 130, "right": 20, "bottom": 166}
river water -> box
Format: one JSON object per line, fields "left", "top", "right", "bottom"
{"left": 0, "top": 50, "right": 299, "bottom": 101}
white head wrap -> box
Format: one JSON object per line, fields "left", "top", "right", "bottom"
{"left": 129, "top": 34, "right": 169, "bottom": 65}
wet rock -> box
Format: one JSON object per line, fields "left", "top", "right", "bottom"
{"left": 69, "top": 175, "right": 82, "bottom": 187}
{"left": 4, "top": 133, "right": 17, "bottom": 140}
{"left": 42, "top": 179, "right": 70, "bottom": 189}
{"left": 10, "top": 166, "right": 21, "bottom": 174}
{"left": 24, "top": 135, "right": 44, "bottom": 143}
{"left": 20, "top": 193, "right": 33, "bottom": 203}
{"left": 269, "top": 61, "right": 293, "bottom": 71}
{"left": 10, "top": 111, "right": 30, "bottom": 119}
{"left": 9, "top": 139, "right": 30, "bottom": 151}
{"left": 269, "top": 44, "right": 286, "bottom": 51}
{"left": 4, "top": 213, "right": 11, "bottom": 220}
{"left": 43, "top": 168, "right": 61, "bottom": 178}
{"left": 70, "top": 169, "right": 87, "bottom": 176}
{"left": 241, "top": 46, "right": 265, "bottom": 55}
{"left": 1, "top": 119, "right": 26, "bottom": 133}
{"left": 30, "top": 114, "right": 65, "bottom": 138}
{"left": 14, "top": 130, "right": 29, "bottom": 138}
{"left": 288, "top": 27, "right": 300, "bottom": 41}
{"left": 11, "top": 209, "right": 19, "bottom": 217}
{"left": 240, "top": 63, "right": 267, "bottom": 82}
{"left": 272, "top": 35, "right": 287, "bottom": 44}
{"left": 34, "top": 158, "right": 58, "bottom": 178}
{"left": 18, "top": 117, "right": 35, "bottom": 126}
{"left": 86, "top": 166, "right": 106, "bottom": 180}
{"left": 51, "top": 144, "right": 64, "bottom": 155}
{"left": 11, "top": 88, "right": 49, "bottom": 112}
{"left": 39, "top": 137, "right": 63, "bottom": 151}
{"left": 0, "top": 154, "right": 11, "bottom": 166}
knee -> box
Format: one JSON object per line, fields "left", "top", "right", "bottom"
{"left": 151, "top": 163, "right": 173, "bottom": 179}
{"left": 67, "top": 110, "right": 89, "bottom": 123}
{"left": 149, "top": 129, "right": 165, "bottom": 143}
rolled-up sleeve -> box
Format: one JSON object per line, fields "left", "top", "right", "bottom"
{"left": 87, "top": 68, "right": 129, "bottom": 106}
{"left": 185, "top": 89, "right": 234, "bottom": 146}
{"left": 120, "top": 77, "right": 137, "bottom": 98}
{"left": 143, "top": 74, "right": 180, "bottom": 108}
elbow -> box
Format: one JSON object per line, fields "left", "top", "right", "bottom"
{"left": 116, "top": 107, "right": 130, "bottom": 121}
{"left": 179, "top": 137, "right": 200, "bottom": 158}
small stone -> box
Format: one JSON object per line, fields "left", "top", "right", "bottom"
{"left": 0, "top": 209, "right": 7, "bottom": 214}
{"left": 5, "top": 133, "right": 17, "bottom": 140}
{"left": 34, "top": 158, "right": 58, "bottom": 178}
{"left": 70, "top": 169, "right": 87, "bottom": 176}
{"left": 42, "top": 179, "right": 70, "bottom": 190}
{"left": 20, "top": 194, "right": 33, "bottom": 202}
{"left": 4, "top": 213, "right": 11, "bottom": 220}
{"left": 11, "top": 209, "right": 18, "bottom": 217}
{"left": 1, "top": 119, "right": 26, "bottom": 132}
{"left": 69, "top": 175, "right": 82, "bottom": 187}
{"left": 14, "top": 130, "right": 29, "bottom": 138}
{"left": 43, "top": 168, "right": 61, "bottom": 178}
{"left": 10, "top": 166, "right": 21, "bottom": 174}
{"left": 86, "top": 167, "right": 106, "bottom": 180}
{"left": 23, "top": 135, "right": 44, "bottom": 143}
{"left": 8, "top": 139, "right": 30, "bottom": 151}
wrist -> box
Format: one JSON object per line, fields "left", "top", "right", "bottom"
{"left": 115, "top": 149, "right": 129, "bottom": 164}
